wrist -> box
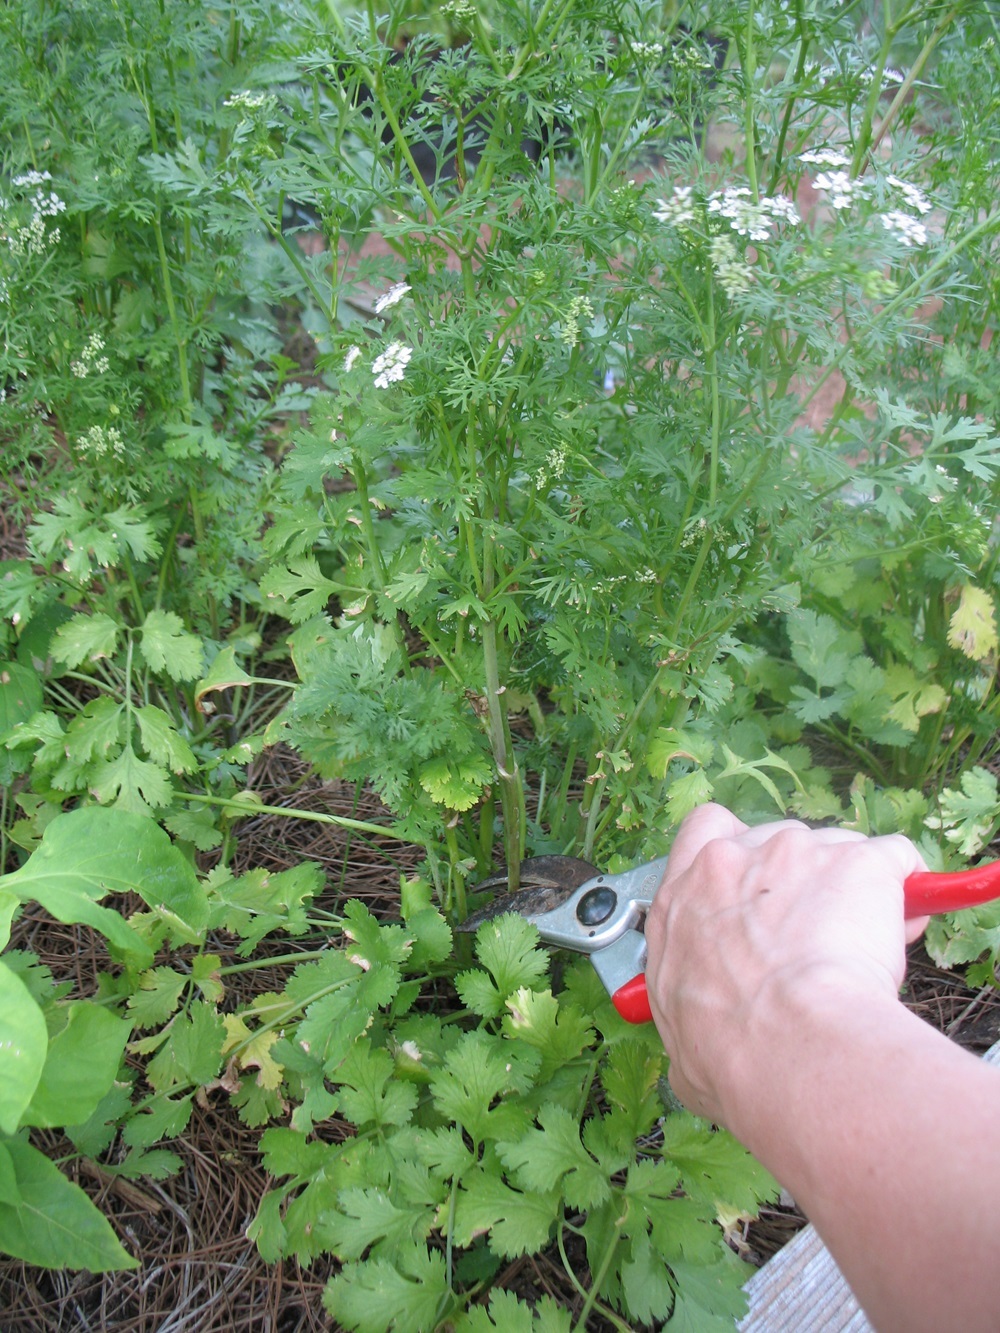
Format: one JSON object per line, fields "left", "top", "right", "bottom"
{"left": 718, "top": 963, "right": 905, "bottom": 1145}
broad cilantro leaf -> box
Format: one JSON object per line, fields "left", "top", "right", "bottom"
{"left": 139, "top": 610, "right": 204, "bottom": 682}
{"left": 785, "top": 608, "right": 857, "bottom": 688}
{"left": 668, "top": 1255, "right": 751, "bottom": 1329}
{"left": 323, "top": 1246, "right": 452, "bottom": 1333}
{"left": 126, "top": 966, "right": 186, "bottom": 1030}
{"left": 452, "top": 1167, "right": 561, "bottom": 1259}
{"left": 51, "top": 613, "right": 120, "bottom": 669}
{"left": 222, "top": 1015, "right": 285, "bottom": 1091}
{"left": 318, "top": 1186, "right": 435, "bottom": 1261}
{"left": 947, "top": 584, "right": 998, "bottom": 661}
{"left": 661, "top": 1114, "right": 778, "bottom": 1215}
{"left": 135, "top": 706, "right": 197, "bottom": 774}
{"left": 144, "top": 1001, "right": 224, "bottom": 1091}
{"left": 418, "top": 753, "right": 493, "bottom": 811}
{"left": 429, "top": 1031, "right": 537, "bottom": 1144}
{"left": 89, "top": 745, "right": 173, "bottom": 813}
{"left": 260, "top": 557, "right": 341, "bottom": 623}
{"left": 64, "top": 697, "right": 124, "bottom": 764}
{"left": 121, "top": 1092, "right": 193, "bottom": 1149}
{"left": 456, "top": 1290, "right": 572, "bottom": 1330}
{"left": 619, "top": 1228, "right": 676, "bottom": 1324}
{"left": 600, "top": 1038, "right": 664, "bottom": 1143}
{"left": 334, "top": 1041, "right": 418, "bottom": 1130}
{"left": 501, "top": 987, "right": 595, "bottom": 1079}
{"left": 457, "top": 914, "right": 549, "bottom": 1016}
{"left": 498, "top": 1104, "right": 611, "bottom": 1211}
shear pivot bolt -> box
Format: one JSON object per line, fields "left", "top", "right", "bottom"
{"left": 577, "top": 886, "right": 617, "bottom": 927}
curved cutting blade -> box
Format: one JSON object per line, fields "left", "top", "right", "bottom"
{"left": 457, "top": 855, "right": 600, "bottom": 932}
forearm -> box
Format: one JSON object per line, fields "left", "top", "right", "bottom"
{"left": 725, "top": 982, "right": 1000, "bottom": 1333}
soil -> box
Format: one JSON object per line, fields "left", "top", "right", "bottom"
{"left": 1, "top": 746, "right": 998, "bottom": 1332}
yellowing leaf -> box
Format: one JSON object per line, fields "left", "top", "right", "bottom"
{"left": 947, "top": 585, "right": 998, "bottom": 661}
{"left": 222, "top": 1014, "right": 284, "bottom": 1089}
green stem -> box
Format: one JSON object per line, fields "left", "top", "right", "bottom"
{"left": 863, "top": 8, "right": 957, "bottom": 170}
{"left": 570, "top": 1201, "right": 629, "bottom": 1333}
{"left": 178, "top": 791, "right": 415, "bottom": 842}
{"left": 742, "top": 0, "right": 759, "bottom": 200}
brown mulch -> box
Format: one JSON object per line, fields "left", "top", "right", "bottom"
{"left": 2, "top": 746, "right": 1000, "bottom": 1328}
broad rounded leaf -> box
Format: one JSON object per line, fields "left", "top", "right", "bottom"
{"left": 0, "top": 1138, "right": 138, "bottom": 1271}
{"left": 0, "top": 807, "right": 208, "bottom": 957}
{"left": 0, "top": 662, "right": 42, "bottom": 735}
{"left": 0, "top": 961, "right": 48, "bottom": 1134}
{"left": 24, "top": 1002, "right": 131, "bottom": 1129}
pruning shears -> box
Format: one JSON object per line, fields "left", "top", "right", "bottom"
{"left": 458, "top": 851, "right": 1000, "bottom": 1025}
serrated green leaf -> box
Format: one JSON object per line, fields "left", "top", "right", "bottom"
{"left": 429, "top": 1032, "right": 536, "bottom": 1145}
{"left": 0, "top": 1138, "right": 138, "bottom": 1271}
{"left": 661, "top": 1114, "right": 778, "bottom": 1214}
{"left": 260, "top": 557, "right": 341, "bottom": 623}
{"left": 165, "top": 808, "right": 224, "bottom": 851}
{"left": 319, "top": 1186, "right": 435, "bottom": 1261}
{"left": 0, "top": 961, "right": 47, "bottom": 1134}
{"left": 135, "top": 706, "right": 197, "bottom": 774}
{"left": 145, "top": 1001, "right": 224, "bottom": 1090}
{"left": 668, "top": 1255, "right": 750, "bottom": 1328}
{"left": 89, "top": 745, "right": 174, "bottom": 813}
{"left": 472, "top": 912, "right": 549, "bottom": 999}
{"left": 501, "top": 987, "right": 595, "bottom": 1079}
{"left": 64, "top": 696, "right": 125, "bottom": 763}
{"left": 25, "top": 1002, "right": 130, "bottom": 1129}
{"left": 335, "top": 1041, "right": 418, "bottom": 1130}
{"left": 323, "top": 1246, "right": 452, "bottom": 1333}
{"left": 418, "top": 753, "right": 493, "bottom": 811}
{"left": 113, "top": 1148, "right": 182, "bottom": 1181}
{"left": 620, "top": 1228, "right": 675, "bottom": 1324}
{"left": 499, "top": 1104, "right": 611, "bottom": 1211}
{"left": 139, "top": 610, "right": 204, "bottom": 681}
{"left": 456, "top": 1290, "right": 573, "bottom": 1331}
{"left": 666, "top": 769, "right": 714, "bottom": 824}
{"left": 786, "top": 608, "right": 857, "bottom": 688}
{"left": 452, "top": 1167, "right": 560, "bottom": 1259}
{"left": 127, "top": 966, "right": 187, "bottom": 1029}
{"left": 51, "top": 613, "right": 120, "bottom": 669}
{"left": 121, "top": 1092, "right": 193, "bottom": 1149}
{"left": 600, "top": 1039, "right": 664, "bottom": 1143}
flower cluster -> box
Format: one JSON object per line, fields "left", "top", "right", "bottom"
{"left": 373, "top": 281, "right": 411, "bottom": 314}
{"left": 886, "top": 175, "right": 931, "bottom": 215}
{"left": 707, "top": 187, "right": 799, "bottom": 240}
{"left": 710, "top": 235, "right": 753, "bottom": 297}
{"left": 652, "top": 185, "right": 696, "bottom": 228}
{"left": 372, "top": 342, "right": 412, "bottom": 388}
{"left": 560, "top": 295, "right": 594, "bottom": 346}
{"left": 799, "top": 148, "right": 851, "bottom": 169}
{"left": 77, "top": 423, "right": 125, "bottom": 458}
{"left": 812, "top": 169, "right": 861, "bottom": 210}
{"left": 879, "top": 211, "right": 928, "bottom": 247}
{"left": 535, "top": 443, "right": 568, "bottom": 490}
{"left": 628, "top": 40, "right": 665, "bottom": 60}
{"left": 3, "top": 171, "right": 66, "bottom": 258}
{"left": 72, "top": 333, "right": 110, "bottom": 379}
{"left": 223, "top": 90, "right": 273, "bottom": 114}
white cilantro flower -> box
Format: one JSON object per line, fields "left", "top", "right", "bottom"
{"left": 886, "top": 175, "right": 932, "bottom": 215}
{"left": 813, "top": 170, "right": 860, "bottom": 210}
{"left": 374, "top": 281, "right": 411, "bottom": 314}
{"left": 372, "top": 342, "right": 412, "bottom": 388}
{"left": 653, "top": 185, "right": 696, "bottom": 227}
{"left": 879, "top": 211, "right": 928, "bottom": 246}
{"left": 707, "top": 187, "right": 799, "bottom": 240}
{"left": 343, "top": 344, "right": 362, "bottom": 373}
{"left": 800, "top": 148, "right": 851, "bottom": 168}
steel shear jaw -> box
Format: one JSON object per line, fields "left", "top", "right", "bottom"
{"left": 462, "top": 854, "right": 670, "bottom": 1024}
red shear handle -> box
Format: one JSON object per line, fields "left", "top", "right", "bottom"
{"left": 611, "top": 975, "right": 653, "bottom": 1024}
{"left": 904, "top": 860, "right": 1000, "bottom": 918}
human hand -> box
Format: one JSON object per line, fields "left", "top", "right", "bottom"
{"left": 644, "top": 803, "right": 928, "bottom": 1127}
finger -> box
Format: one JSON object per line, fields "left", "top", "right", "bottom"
{"left": 663, "top": 803, "right": 748, "bottom": 883}
{"left": 906, "top": 917, "right": 933, "bottom": 949}
{"left": 732, "top": 822, "right": 867, "bottom": 850}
